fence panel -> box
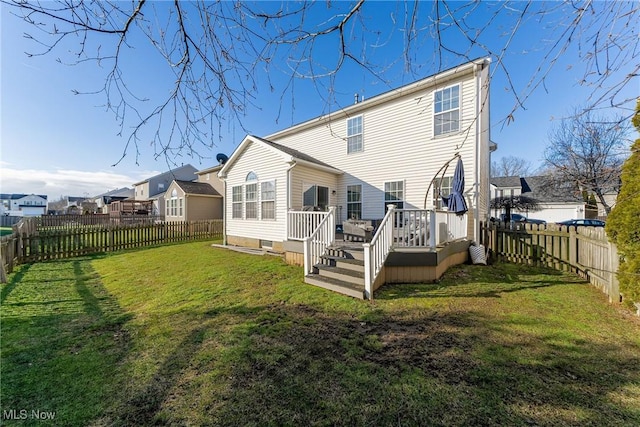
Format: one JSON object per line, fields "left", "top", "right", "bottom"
{"left": 481, "top": 222, "right": 619, "bottom": 304}
{"left": 0, "top": 219, "right": 223, "bottom": 282}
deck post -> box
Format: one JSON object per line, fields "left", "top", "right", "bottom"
{"left": 363, "top": 242, "right": 372, "bottom": 300}
{"left": 429, "top": 210, "right": 436, "bottom": 248}
{"left": 303, "top": 236, "right": 311, "bottom": 275}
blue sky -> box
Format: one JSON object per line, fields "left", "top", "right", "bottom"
{"left": 1, "top": 1, "right": 637, "bottom": 200}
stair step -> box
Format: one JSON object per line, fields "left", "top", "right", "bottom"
{"left": 328, "top": 245, "right": 365, "bottom": 261}
{"left": 304, "top": 274, "right": 365, "bottom": 299}
{"left": 320, "top": 255, "right": 364, "bottom": 272}
{"left": 314, "top": 264, "right": 364, "bottom": 286}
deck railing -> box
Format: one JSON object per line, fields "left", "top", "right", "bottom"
{"left": 302, "top": 207, "right": 336, "bottom": 275}
{"left": 287, "top": 210, "right": 330, "bottom": 241}
{"left": 434, "top": 210, "right": 468, "bottom": 245}
{"left": 363, "top": 205, "right": 396, "bottom": 300}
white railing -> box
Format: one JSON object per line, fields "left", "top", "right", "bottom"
{"left": 302, "top": 207, "right": 336, "bottom": 275}
{"left": 363, "top": 205, "right": 396, "bottom": 300}
{"left": 434, "top": 210, "right": 468, "bottom": 244}
{"left": 392, "top": 209, "right": 436, "bottom": 248}
{"left": 288, "top": 210, "right": 330, "bottom": 241}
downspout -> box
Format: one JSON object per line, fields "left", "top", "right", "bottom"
{"left": 222, "top": 179, "right": 227, "bottom": 245}
{"left": 473, "top": 61, "right": 482, "bottom": 243}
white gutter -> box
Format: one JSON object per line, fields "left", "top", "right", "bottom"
{"left": 474, "top": 62, "right": 482, "bottom": 243}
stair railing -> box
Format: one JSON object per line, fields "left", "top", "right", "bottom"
{"left": 303, "top": 206, "right": 336, "bottom": 275}
{"left": 363, "top": 205, "right": 396, "bottom": 300}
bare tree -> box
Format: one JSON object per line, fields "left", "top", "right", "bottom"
{"left": 544, "top": 108, "right": 630, "bottom": 214}
{"left": 4, "top": 1, "right": 639, "bottom": 164}
{"left": 491, "top": 156, "right": 532, "bottom": 178}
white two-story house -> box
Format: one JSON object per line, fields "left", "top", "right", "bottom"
{"left": 218, "top": 58, "right": 495, "bottom": 299}
{"left": 1, "top": 193, "right": 48, "bottom": 217}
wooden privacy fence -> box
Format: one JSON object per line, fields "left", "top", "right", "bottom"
{"left": 481, "top": 222, "right": 620, "bottom": 304}
{"left": 32, "top": 214, "right": 164, "bottom": 229}
{"left": 0, "top": 219, "right": 223, "bottom": 282}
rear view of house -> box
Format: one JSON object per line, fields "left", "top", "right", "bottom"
{"left": 219, "top": 58, "right": 495, "bottom": 299}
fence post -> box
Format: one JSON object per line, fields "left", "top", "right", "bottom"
{"left": 609, "top": 242, "right": 620, "bottom": 304}
{"left": 569, "top": 227, "right": 577, "bottom": 273}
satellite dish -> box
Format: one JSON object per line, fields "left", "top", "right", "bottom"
{"left": 216, "top": 153, "right": 229, "bottom": 164}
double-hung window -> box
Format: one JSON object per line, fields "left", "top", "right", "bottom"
{"left": 261, "top": 181, "right": 276, "bottom": 220}
{"left": 245, "top": 183, "right": 257, "bottom": 219}
{"left": 434, "top": 85, "right": 460, "bottom": 136}
{"left": 347, "top": 185, "right": 362, "bottom": 220}
{"left": 347, "top": 116, "right": 363, "bottom": 153}
{"left": 384, "top": 181, "right": 404, "bottom": 210}
{"left": 232, "top": 186, "right": 243, "bottom": 219}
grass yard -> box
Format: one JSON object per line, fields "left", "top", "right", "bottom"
{"left": 2, "top": 241, "right": 639, "bottom": 426}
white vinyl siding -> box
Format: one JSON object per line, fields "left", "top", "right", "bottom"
{"left": 347, "top": 115, "right": 363, "bottom": 153}
{"left": 269, "top": 71, "right": 479, "bottom": 217}
{"left": 434, "top": 84, "right": 460, "bottom": 136}
{"left": 224, "top": 140, "right": 290, "bottom": 243}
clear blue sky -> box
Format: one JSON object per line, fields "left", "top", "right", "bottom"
{"left": 1, "top": 1, "right": 637, "bottom": 200}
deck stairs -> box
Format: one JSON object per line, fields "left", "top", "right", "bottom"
{"left": 304, "top": 244, "right": 367, "bottom": 299}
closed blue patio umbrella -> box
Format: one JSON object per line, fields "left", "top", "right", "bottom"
{"left": 442, "top": 157, "right": 468, "bottom": 215}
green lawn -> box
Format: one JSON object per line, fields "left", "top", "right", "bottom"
{"left": 2, "top": 241, "right": 639, "bottom": 426}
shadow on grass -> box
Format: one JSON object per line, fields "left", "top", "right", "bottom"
{"left": 0, "top": 263, "right": 31, "bottom": 304}
{"left": 377, "top": 262, "right": 583, "bottom": 300}
{"left": 0, "top": 259, "right": 133, "bottom": 426}
{"left": 103, "top": 301, "right": 639, "bottom": 426}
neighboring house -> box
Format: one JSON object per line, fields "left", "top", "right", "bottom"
{"left": 132, "top": 165, "right": 198, "bottom": 216}
{"left": 91, "top": 187, "right": 134, "bottom": 214}
{"left": 65, "top": 196, "right": 88, "bottom": 214}
{"left": 218, "top": 58, "right": 495, "bottom": 298}
{"left": 164, "top": 180, "right": 223, "bottom": 222}
{"left": 0, "top": 193, "right": 48, "bottom": 217}
{"left": 491, "top": 176, "right": 588, "bottom": 223}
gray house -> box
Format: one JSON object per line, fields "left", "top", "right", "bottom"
{"left": 133, "top": 165, "right": 198, "bottom": 216}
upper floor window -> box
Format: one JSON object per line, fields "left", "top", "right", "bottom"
{"left": 347, "top": 116, "right": 363, "bottom": 153}
{"left": 434, "top": 85, "right": 460, "bottom": 136}
{"left": 158, "top": 183, "right": 165, "bottom": 192}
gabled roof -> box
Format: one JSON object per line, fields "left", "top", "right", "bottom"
{"left": 0, "top": 193, "right": 48, "bottom": 200}
{"left": 94, "top": 187, "right": 133, "bottom": 198}
{"left": 133, "top": 164, "right": 198, "bottom": 186}
{"left": 218, "top": 135, "right": 342, "bottom": 178}
{"left": 174, "top": 180, "right": 222, "bottom": 197}
{"left": 521, "top": 176, "right": 583, "bottom": 203}
{"left": 196, "top": 164, "right": 223, "bottom": 175}
{"left": 490, "top": 176, "right": 521, "bottom": 188}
